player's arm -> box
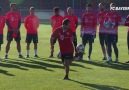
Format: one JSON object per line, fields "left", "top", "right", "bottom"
{"left": 24, "top": 17, "right": 28, "bottom": 30}
{"left": 124, "top": 15, "right": 129, "bottom": 26}
{"left": 50, "top": 29, "right": 58, "bottom": 49}
{"left": 116, "top": 13, "right": 121, "bottom": 26}
{"left": 50, "top": 17, "right": 53, "bottom": 27}
{"left": 80, "top": 15, "right": 85, "bottom": 37}
{"left": 93, "top": 15, "right": 97, "bottom": 38}
{"left": 17, "top": 19, "right": 21, "bottom": 31}
{"left": 36, "top": 17, "right": 40, "bottom": 29}
{"left": 6, "top": 19, "right": 13, "bottom": 30}
{"left": 75, "top": 16, "right": 78, "bottom": 29}
{"left": 50, "top": 36, "right": 55, "bottom": 49}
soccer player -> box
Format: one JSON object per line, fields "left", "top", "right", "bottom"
{"left": 64, "top": 7, "right": 78, "bottom": 57}
{"left": 104, "top": 3, "right": 121, "bottom": 63}
{"left": 124, "top": 14, "right": 129, "bottom": 63}
{"left": 49, "top": 7, "right": 63, "bottom": 58}
{"left": 24, "top": 7, "right": 39, "bottom": 58}
{"left": 80, "top": 3, "right": 97, "bottom": 60}
{"left": 4, "top": 3, "right": 23, "bottom": 59}
{"left": 97, "top": 3, "right": 108, "bottom": 60}
{"left": 50, "top": 19, "right": 74, "bottom": 80}
{"left": 0, "top": 7, "right": 5, "bottom": 60}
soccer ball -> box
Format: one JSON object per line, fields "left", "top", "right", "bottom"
{"left": 57, "top": 52, "right": 61, "bottom": 58}
{"left": 104, "top": 21, "right": 113, "bottom": 29}
{"left": 76, "top": 44, "right": 85, "bottom": 53}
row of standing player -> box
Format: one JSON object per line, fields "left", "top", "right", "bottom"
{"left": 0, "top": 2, "right": 129, "bottom": 79}
{"left": 49, "top": 3, "right": 123, "bottom": 80}
{"left": 0, "top": 3, "right": 129, "bottom": 62}
{"left": 0, "top": 3, "right": 39, "bottom": 59}
{"left": 48, "top": 3, "right": 123, "bottom": 63}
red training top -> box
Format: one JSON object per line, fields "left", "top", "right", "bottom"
{"left": 0, "top": 15, "right": 5, "bottom": 34}
{"left": 5, "top": 11, "right": 21, "bottom": 31}
{"left": 50, "top": 15, "right": 63, "bottom": 32}
{"left": 81, "top": 12, "right": 97, "bottom": 35}
{"left": 97, "top": 11, "right": 108, "bottom": 34}
{"left": 64, "top": 15, "right": 78, "bottom": 32}
{"left": 24, "top": 15, "right": 39, "bottom": 34}
{"left": 104, "top": 11, "right": 121, "bottom": 35}
{"left": 51, "top": 27, "right": 74, "bottom": 54}
{"left": 124, "top": 15, "right": 129, "bottom": 33}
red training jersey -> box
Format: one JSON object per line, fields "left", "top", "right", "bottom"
{"left": 124, "top": 15, "right": 129, "bottom": 33}
{"left": 24, "top": 15, "right": 39, "bottom": 34}
{"left": 50, "top": 15, "right": 63, "bottom": 32}
{"left": 81, "top": 12, "right": 97, "bottom": 35}
{"left": 51, "top": 27, "right": 74, "bottom": 54}
{"left": 97, "top": 11, "right": 108, "bottom": 34}
{"left": 64, "top": 15, "right": 78, "bottom": 32}
{"left": 104, "top": 11, "right": 121, "bottom": 35}
{"left": 0, "top": 15, "right": 5, "bottom": 34}
{"left": 5, "top": 11, "right": 21, "bottom": 31}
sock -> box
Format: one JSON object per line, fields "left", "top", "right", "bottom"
{"left": 27, "top": 50, "right": 29, "bottom": 55}
{"left": 65, "top": 75, "right": 68, "bottom": 77}
{"left": 18, "top": 52, "right": 21, "bottom": 55}
{"left": 108, "top": 56, "right": 112, "bottom": 59}
{"left": 34, "top": 49, "right": 37, "bottom": 55}
{"left": 104, "top": 54, "right": 106, "bottom": 57}
{"left": 5, "top": 53, "right": 8, "bottom": 55}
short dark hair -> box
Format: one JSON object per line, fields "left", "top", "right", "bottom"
{"left": 10, "top": 3, "right": 17, "bottom": 7}
{"left": 53, "top": 7, "right": 59, "bottom": 12}
{"left": 86, "top": 3, "right": 92, "bottom": 8}
{"left": 62, "top": 18, "right": 70, "bottom": 26}
{"left": 30, "top": 7, "right": 35, "bottom": 10}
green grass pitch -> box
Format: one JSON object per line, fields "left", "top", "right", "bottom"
{"left": 0, "top": 24, "right": 129, "bottom": 90}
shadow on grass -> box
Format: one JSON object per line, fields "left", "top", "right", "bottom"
{"left": 0, "top": 60, "right": 28, "bottom": 71}
{"left": 79, "top": 60, "right": 129, "bottom": 70}
{"left": 43, "top": 58, "right": 92, "bottom": 69}
{"left": 70, "top": 79, "right": 128, "bottom": 90}
{"left": 0, "top": 69, "right": 15, "bottom": 76}
{"left": 3, "top": 58, "right": 54, "bottom": 72}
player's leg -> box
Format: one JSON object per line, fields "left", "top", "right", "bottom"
{"left": 33, "top": 34, "right": 38, "bottom": 57}
{"left": 73, "top": 32, "right": 78, "bottom": 56}
{"left": 4, "top": 31, "right": 13, "bottom": 59}
{"left": 25, "top": 34, "right": 32, "bottom": 58}
{"left": 112, "top": 35, "right": 118, "bottom": 62}
{"left": 62, "top": 53, "right": 73, "bottom": 80}
{"left": 99, "top": 33, "right": 107, "bottom": 60}
{"left": 26, "top": 43, "right": 30, "bottom": 58}
{"left": 15, "top": 31, "right": 23, "bottom": 58}
{"left": 49, "top": 38, "right": 57, "bottom": 58}
{"left": 126, "top": 33, "right": 129, "bottom": 63}
{"left": 107, "top": 34, "right": 112, "bottom": 62}
{"left": 87, "top": 35, "right": 94, "bottom": 60}
{"left": 0, "top": 34, "right": 3, "bottom": 51}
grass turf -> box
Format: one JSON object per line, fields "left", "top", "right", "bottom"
{"left": 0, "top": 24, "right": 129, "bottom": 90}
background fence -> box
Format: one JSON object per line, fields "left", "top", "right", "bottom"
{"left": 0, "top": 0, "right": 129, "bottom": 23}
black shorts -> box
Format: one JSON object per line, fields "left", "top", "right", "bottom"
{"left": 106, "top": 34, "right": 118, "bottom": 44}
{"left": 26, "top": 34, "right": 38, "bottom": 43}
{"left": 82, "top": 34, "right": 94, "bottom": 45}
{"left": 0, "top": 34, "right": 3, "bottom": 44}
{"left": 7, "top": 31, "right": 21, "bottom": 41}
{"left": 61, "top": 53, "right": 73, "bottom": 60}
{"left": 99, "top": 33, "right": 107, "bottom": 46}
